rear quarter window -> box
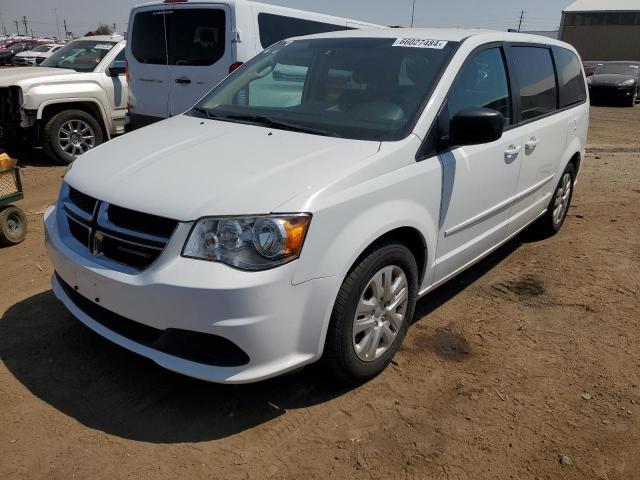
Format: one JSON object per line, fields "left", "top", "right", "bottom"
{"left": 511, "top": 46, "right": 558, "bottom": 121}
{"left": 258, "top": 13, "right": 351, "bottom": 49}
{"left": 131, "top": 10, "right": 169, "bottom": 64}
{"left": 554, "top": 47, "right": 587, "bottom": 108}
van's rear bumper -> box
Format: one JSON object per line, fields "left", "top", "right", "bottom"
{"left": 125, "top": 112, "right": 164, "bottom": 132}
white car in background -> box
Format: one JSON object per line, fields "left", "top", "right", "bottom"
{"left": 46, "top": 28, "right": 589, "bottom": 384}
{"left": 0, "top": 35, "right": 127, "bottom": 164}
{"left": 12, "top": 44, "right": 64, "bottom": 66}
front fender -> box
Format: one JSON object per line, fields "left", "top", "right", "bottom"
{"left": 293, "top": 157, "right": 442, "bottom": 289}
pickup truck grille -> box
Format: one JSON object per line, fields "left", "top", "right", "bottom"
{"left": 0, "top": 86, "right": 22, "bottom": 126}
{"left": 61, "top": 184, "right": 178, "bottom": 271}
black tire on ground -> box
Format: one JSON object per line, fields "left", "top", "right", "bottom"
{"left": 43, "top": 109, "right": 104, "bottom": 165}
{"left": 529, "top": 162, "right": 576, "bottom": 239}
{"left": 323, "top": 241, "right": 419, "bottom": 384}
{"left": 0, "top": 205, "right": 27, "bottom": 246}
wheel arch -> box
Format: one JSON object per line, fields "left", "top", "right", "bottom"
{"left": 38, "top": 99, "right": 110, "bottom": 140}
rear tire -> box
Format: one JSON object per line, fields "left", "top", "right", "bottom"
{"left": 0, "top": 205, "right": 27, "bottom": 246}
{"left": 529, "top": 163, "right": 575, "bottom": 238}
{"left": 323, "top": 242, "right": 418, "bottom": 384}
{"left": 43, "top": 110, "right": 104, "bottom": 165}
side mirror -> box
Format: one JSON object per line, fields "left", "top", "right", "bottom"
{"left": 448, "top": 107, "right": 505, "bottom": 147}
{"left": 108, "top": 60, "right": 126, "bottom": 76}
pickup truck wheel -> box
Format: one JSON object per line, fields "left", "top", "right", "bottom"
{"left": 0, "top": 205, "right": 27, "bottom": 246}
{"left": 323, "top": 242, "right": 418, "bottom": 384}
{"left": 43, "top": 110, "right": 104, "bottom": 165}
{"left": 529, "top": 163, "right": 575, "bottom": 238}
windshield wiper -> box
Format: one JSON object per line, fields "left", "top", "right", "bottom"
{"left": 223, "top": 114, "right": 338, "bottom": 137}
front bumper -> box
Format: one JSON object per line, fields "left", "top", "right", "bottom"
{"left": 44, "top": 205, "right": 338, "bottom": 384}
{"left": 588, "top": 86, "right": 636, "bottom": 102}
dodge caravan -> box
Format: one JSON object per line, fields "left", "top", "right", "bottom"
{"left": 45, "top": 29, "right": 589, "bottom": 384}
{"left": 125, "top": 0, "right": 381, "bottom": 130}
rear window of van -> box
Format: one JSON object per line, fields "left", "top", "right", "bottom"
{"left": 131, "top": 8, "right": 226, "bottom": 66}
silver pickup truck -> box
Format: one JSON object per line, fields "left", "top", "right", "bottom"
{"left": 0, "top": 35, "right": 127, "bottom": 164}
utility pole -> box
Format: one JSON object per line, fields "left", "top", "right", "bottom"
{"left": 22, "top": 16, "right": 28, "bottom": 37}
{"left": 113, "top": 23, "right": 117, "bottom": 33}
{"left": 518, "top": 10, "right": 524, "bottom": 32}
{"left": 63, "top": 19, "right": 68, "bottom": 38}
{"left": 410, "top": 0, "right": 417, "bottom": 27}
{"left": 54, "top": 8, "right": 61, "bottom": 39}
{"left": 14, "top": 19, "right": 20, "bottom": 36}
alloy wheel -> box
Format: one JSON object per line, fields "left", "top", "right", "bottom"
{"left": 552, "top": 172, "right": 572, "bottom": 226}
{"left": 58, "top": 119, "right": 96, "bottom": 156}
{"left": 352, "top": 265, "right": 409, "bottom": 362}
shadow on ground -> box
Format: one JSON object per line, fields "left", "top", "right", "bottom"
{"left": 0, "top": 232, "right": 533, "bottom": 444}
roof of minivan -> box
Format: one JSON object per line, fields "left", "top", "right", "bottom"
{"left": 295, "top": 27, "right": 572, "bottom": 48}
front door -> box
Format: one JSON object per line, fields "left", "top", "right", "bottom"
{"left": 434, "top": 46, "right": 522, "bottom": 284}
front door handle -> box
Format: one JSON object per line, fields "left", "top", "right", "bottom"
{"left": 175, "top": 77, "right": 191, "bottom": 85}
{"left": 505, "top": 144, "right": 521, "bottom": 155}
{"left": 525, "top": 137, "right": 539, "bottom": 153}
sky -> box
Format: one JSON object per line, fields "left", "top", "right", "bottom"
{"left": 0, "top": 0, "right": 576, "bottom": 38}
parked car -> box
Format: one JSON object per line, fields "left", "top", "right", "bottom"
{"left": 0, "top": 35, "right": 127, "bottom": 164}
{"left": 125, "top": 0, "right": 382, "bottom": 131}
{"left": 587, "top": 61, "right": 640, "bottom": 106}
{"left": 12, "top": 44, "right": 64, "bottom": 66}
{"left": 45, "top": 29, "right": 588, "bottom": 384}
{"left": 0, "top": 41, "right": 39, "bottom": 65}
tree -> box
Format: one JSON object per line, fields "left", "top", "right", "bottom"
{"left": 93, "top": 24, "right": 112, "bottom": 35}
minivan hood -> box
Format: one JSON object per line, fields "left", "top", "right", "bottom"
{"left": 590, "top": 74, "right": 637, "bottom": 86}
{"left": 0, "top": 67, "right": 75, "bottom": 87}
{"left": 65, "top": 115, "right": 382, "bottom": 221}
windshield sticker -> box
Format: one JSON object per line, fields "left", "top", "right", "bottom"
{"left": 393, "top": 38, "right": 448, "bottom": 49}
{"left": 94, "top": 44, "right": 113, "bottom": 50}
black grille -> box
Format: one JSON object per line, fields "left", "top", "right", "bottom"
{"left": 107, "top": 204, "right": 178, "bottom": 238}
{"left": 0, "top": 87, "right": 21, "bottom": 124}
{"left": 101, "top": 235, "right": 162, "bottom": 270}
{"left": 57, "top": 274, "right": 250, "bottom": 367}
{"left": 68, "top": 218, "right": 91, "bottom": 246}
{"left": 62, "top": 185, "right": 178, "bottom": 271}
{"left": 68, "top": 187, "right": 97, "bottom": 215}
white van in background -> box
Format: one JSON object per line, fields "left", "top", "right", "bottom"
{"left": 125, "top": 0, "right": 382, "bottom": 130}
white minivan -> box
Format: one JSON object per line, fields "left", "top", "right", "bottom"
{"left": 45, "top": 28, "right": 589, "bottom": 384}
{"left": 125, "top": 0, "right": 381, "bottom": 130}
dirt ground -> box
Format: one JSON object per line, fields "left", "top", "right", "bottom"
{"left": 0, "top": 106, "right": 639, "bottom": 480}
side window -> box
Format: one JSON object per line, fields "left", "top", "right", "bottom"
{"left": 169, "top": 9, "right": 226, "bottom": 67}
{"left": 114, "top": 49, "right": 126, "bottom": 62}
{"left": 511, "top": 47, "right": 558, "bottom": 121}
{"left": 258, "top": 13, "right": 350, "bottom": 49}
{"left": 554, "top": 48, "right": 587, "bottom": 108}
{"left": 448, "top": 48, "right": 512, "bottom": 125}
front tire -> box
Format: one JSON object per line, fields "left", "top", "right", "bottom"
{"left": 530, "top": 163, "right": 575, "bottom": 238}
{"left": 323, "top": 242, "right": 418, "bottom": 383}
{"left": 43, "top": 110, "right": 104, "bottom": 165}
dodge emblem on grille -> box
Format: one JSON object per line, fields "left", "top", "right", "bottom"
{"left": 91, "top": 231, "right": 104, "bottom": 256}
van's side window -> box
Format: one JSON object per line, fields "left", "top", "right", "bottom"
{"left": 258, "top": 13, "right": 351, "bottom": 49}
{"left": 448, "top": 48, "right": 512, "bottom": 125}
{"left": 554, "top": 48, "right": 587, "bottom": 108}
{"left": 511, "top": 47, "right": 558, "bottom": 121}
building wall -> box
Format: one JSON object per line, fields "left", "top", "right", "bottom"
{"left": 560, "top": 11, "right": 640, "bottom": 61}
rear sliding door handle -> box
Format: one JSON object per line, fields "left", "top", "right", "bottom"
{"left": 175, "top": 77, "right": 191, "bottom": 85}
{"left": 525, "top": 137, "right": 539, "bottom": 153}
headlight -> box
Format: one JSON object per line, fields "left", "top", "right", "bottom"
{"left": 620, "top": 79, "right": 636, "bottom": 87}
{"left": 183, "top": 214, "right": 311, "bottom": 270}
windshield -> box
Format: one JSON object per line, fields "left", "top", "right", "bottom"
{"left": 41, "top": 40, "right": 117, "bottom": 72}
{"left": 596, "top": 63, "right": 640, "bottom": 76}
{"left": 32, "top": 45, "right": 52, "bottom": 53}
{"left": 190, "top": 37, "right": 458, "bottom": 141}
